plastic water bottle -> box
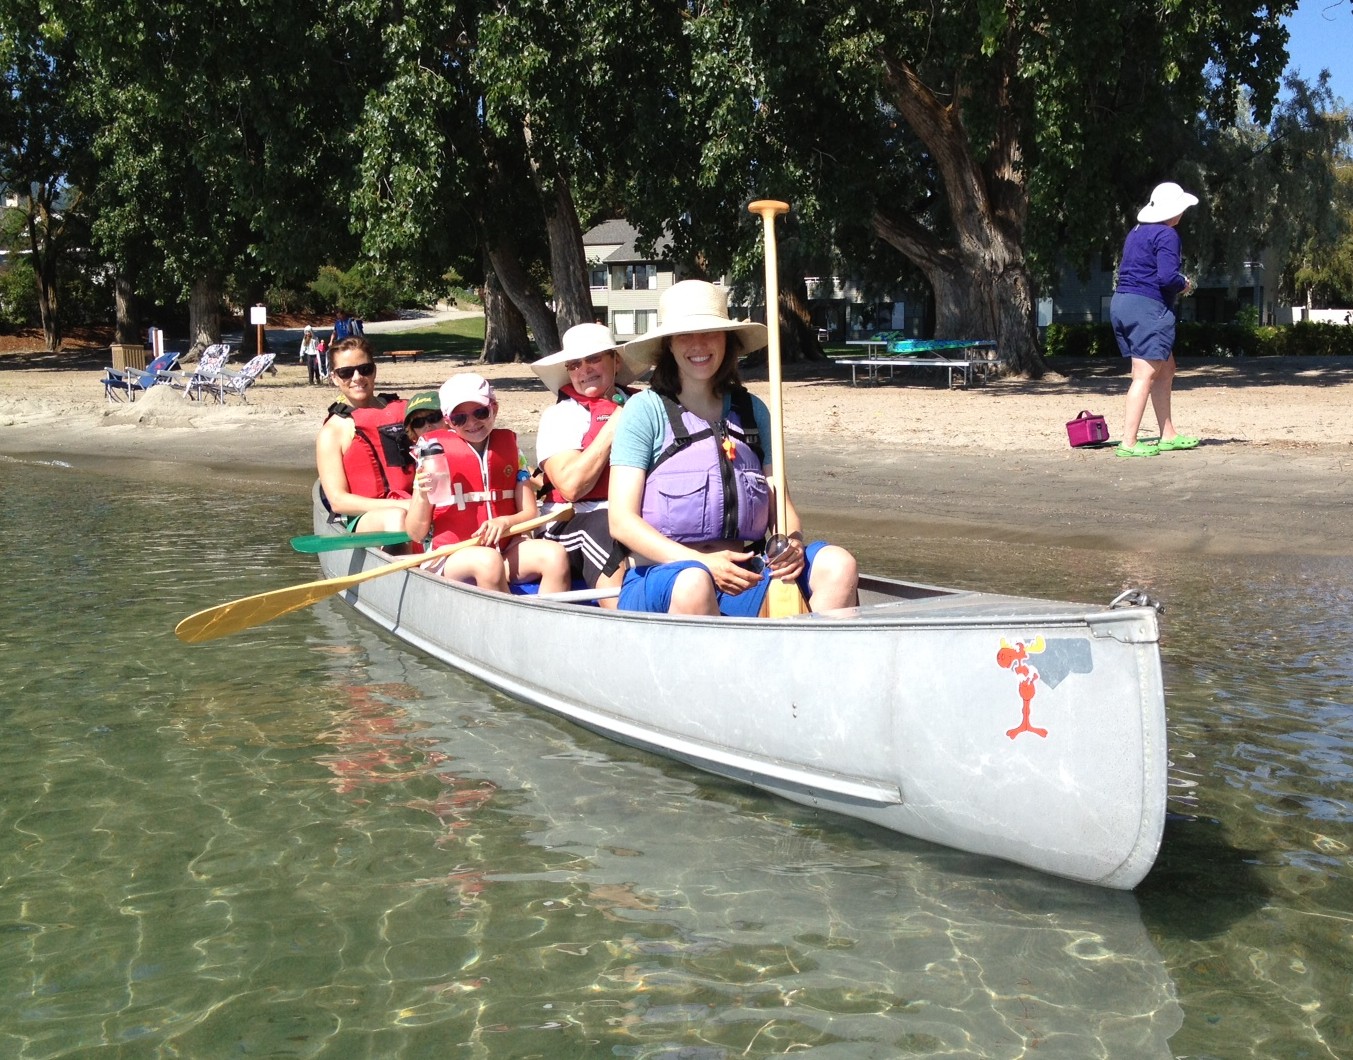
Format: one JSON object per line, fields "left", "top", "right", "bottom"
{"left": 415, "top": 440, "right": 453, "bottom": 507}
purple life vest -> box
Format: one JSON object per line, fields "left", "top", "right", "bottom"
{"left": 640, "top": 393, "right": 770, "bottom": 543}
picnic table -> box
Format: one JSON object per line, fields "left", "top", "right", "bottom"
{"left": 837, "top": 338, "right": 997, "bottom": 388}
{"left": 384, "top": 349, "right": 424, "bottom": 363}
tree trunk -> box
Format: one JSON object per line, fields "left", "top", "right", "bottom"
{"left": 480, "top": 255, "right": 533, "bottom": 364}
{"left": 875, "top": 52, "right": 1046, "bottom": 377}
{"left": 188, "top": 273, "right": 222, "bottom": 357}
{"left": 482, "top": 236, "right": 560, "bottom": 358}
{"left": 541, "top": 174, "right": 594, "bottom": 332}
{"left": 25, "top": 203, "right": 60, "bottom": 351}
{"left": 521, "top": 118, "right": 593, "bottom": 332}
{"left": 114, "top": 274, "right": 140, "bottom": 345}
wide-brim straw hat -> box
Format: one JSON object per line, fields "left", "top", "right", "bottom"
{"left": 530, "top": 322, "right": 649, "bottom": 394}
{"left": 621, "top": 280, "right": 768, "bottom": 366}
{"left": 1137, "top": 182, "right": 1199, "bottom": 223}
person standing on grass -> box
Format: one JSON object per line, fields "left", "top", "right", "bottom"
{"left": 1110, "top": 181, "right": 1202, "bottom": 457}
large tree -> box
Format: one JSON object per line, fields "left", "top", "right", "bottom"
{"left": 0, "top": 6, "right": 98, "bottom": 349}
{"left": 682, "top": 0, "right": 1300, "bottom": 375}
{"left": 50, "top": 0, "right": 365, "bottom": 349}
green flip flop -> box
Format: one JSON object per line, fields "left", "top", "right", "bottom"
{"left": 1157, "top": 435, "right": 1200, "bottom": 451}
{"left": 1115, "top": 441, "right": 1160, "bottom": 458}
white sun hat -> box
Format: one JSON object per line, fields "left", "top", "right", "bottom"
{"left": 1137, "top": 182, "right": 1199, "bottom": 224}
{"left": 621, "top": 280, "right": 768, "bottom": 366}
{"left": 530, "top": 322, "right": 650, "bottom": 394}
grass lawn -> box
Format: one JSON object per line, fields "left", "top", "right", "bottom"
{"left": 363, "top": 317, "right": 486, "bottom": 362}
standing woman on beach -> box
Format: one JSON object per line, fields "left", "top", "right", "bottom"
{"left": 1110, "top": 181, "right": 1201, "bottom": 457}
{"left": 608, "top": 280, "right": 858, "bottom": 616}
{"left": 316, "top": 337, "right": 415, "bottom": 533}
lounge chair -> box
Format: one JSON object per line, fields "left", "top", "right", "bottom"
{"left": 101, "top": 349, "right": 181, "bottom": 403}
{"left": 161, "top": 344, "right": 231, "bottom": 402}
{"left": 216, "top": 353, "right": 277, "bottom": 403}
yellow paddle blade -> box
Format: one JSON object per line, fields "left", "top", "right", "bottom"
{"left": 175, "top": 509, "right": 565, "bottom": 644}
{"left": 761, "top": 575, "right": 810, "bottom": 618}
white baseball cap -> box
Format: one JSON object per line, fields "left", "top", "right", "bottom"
{"left": 439, "top": 373, "right": 495, "bottom": 413}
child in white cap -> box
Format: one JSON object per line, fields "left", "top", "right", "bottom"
{"left": 404, "top": 373, "right": 569, "bottom": 594}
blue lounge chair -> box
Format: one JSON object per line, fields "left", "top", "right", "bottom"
{"left": 101, "top": 349, "right": 182, "bottom": 403}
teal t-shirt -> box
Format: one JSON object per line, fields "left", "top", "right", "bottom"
{"left": 610, "top": 389, "right": 774, "bottom": 471}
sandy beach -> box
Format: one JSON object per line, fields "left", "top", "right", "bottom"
{"left": 3, "top": 322, "right": 1350, "bottom": 556}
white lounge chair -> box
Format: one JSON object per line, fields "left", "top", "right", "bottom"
{"left": 216, "top": 353, "right": 276, "bottom": 402}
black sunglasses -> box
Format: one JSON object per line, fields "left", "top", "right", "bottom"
{"left": 449, "top": 407, "right": 493, "bottom": 427}
{"left": 407, "top": 412, "right": 443, "bottom": 431}
{"left": 332, "top": 362, "right": 376, "bottom": 380}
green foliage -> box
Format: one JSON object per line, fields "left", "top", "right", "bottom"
{"left": 1291, "top": 159, "right": 1353, "bottom": 305}
{"left": 0, "top": 259, "right": 39, "bottom": 330}
{"left": 1046, "top": 321, "right": 1353, "bottom": 358}
{"left": 306, "top": 262, "right": 440, "bottom": 319}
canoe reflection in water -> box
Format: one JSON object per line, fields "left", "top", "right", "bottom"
{"left": 305, "top": 602, "right": 1185, "bottom": 1057}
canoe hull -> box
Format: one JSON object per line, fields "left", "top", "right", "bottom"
{"left": 314, "top": 494, "right": 1167, "bottom": 889}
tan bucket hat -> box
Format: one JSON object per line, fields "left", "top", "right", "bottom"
{"left": 530, "top": 322, "right": 649, "bottom": 394}
{"left": 621, "top": 280, "right": 767, "bottom": 366}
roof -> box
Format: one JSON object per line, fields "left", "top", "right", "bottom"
{"left": 582, "top": 219, "right": 673, "bottom": 264}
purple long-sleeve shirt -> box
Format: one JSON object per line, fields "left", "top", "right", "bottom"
{"left": 1114, "top": 223, "right": 1187, "bottom": 304}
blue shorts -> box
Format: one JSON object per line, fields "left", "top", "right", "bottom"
{"left": 619, "top": 541, "right": 828, "bottom": 616}
{"left": 1110, "top": 292, "right": 1176, "bottom": 361}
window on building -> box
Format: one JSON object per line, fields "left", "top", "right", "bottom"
{"left": 613, "top": 311, "right": 636, "bottom": 336}
{"left": 589, "top": 264, "right": 608, "bottom": 289}
{"left": 633, "top": 309, "right": 656, "bottom": 335}
{"left": 623, "top": 264, "right": 657, "bottom": 291}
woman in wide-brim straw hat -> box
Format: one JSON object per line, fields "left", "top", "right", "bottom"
{"left": 528, "top": 323, "right": 649, "bottom": 607}
{"left": 1110, "top": 181, "right": 1202, "bottom": 457}
{"left": 607, "top": 279, "right": 858, "bottom": 617}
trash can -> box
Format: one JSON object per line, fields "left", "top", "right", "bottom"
{"left": 111, "top": 344, "right": 149, "bottom": 371}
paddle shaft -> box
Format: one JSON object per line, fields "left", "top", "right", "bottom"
{"left": 176, "top": 509, "right": 564, "bottom": 644}
{"left": 748, "top": 200, "right": 791, "bottom": 535}
{"left": 749, "top": 200, "right": 808, "bottom": 617}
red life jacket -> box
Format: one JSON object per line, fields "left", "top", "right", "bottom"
{"left": 326, "top": 396, "right": 415, "bottom": 499}
{"left": 546, "top": 384, "right": 638, "bottom": 504}
{"left": 422, "top": 427, "right": 522, "bottom": 548}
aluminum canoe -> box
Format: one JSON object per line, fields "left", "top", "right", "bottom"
{"left": 312, "top": 488, "right": 1168, "bottom": 889}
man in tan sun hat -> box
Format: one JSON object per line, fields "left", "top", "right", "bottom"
{"left": 528, "top": 322, "right": 649, "bottom": 604}
{"left": 607, "top": 280, "right": 859, "bottom": 617}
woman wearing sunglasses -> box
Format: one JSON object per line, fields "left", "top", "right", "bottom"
{"left": 403, "top": 373, "right": 570, "bottom": 595}
{"left": 316, "top": 337, "right": 416, "bottom": 535}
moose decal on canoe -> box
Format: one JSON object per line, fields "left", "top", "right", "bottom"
{"left": 997, "top": 635, "right": 1094, "bottom": 740}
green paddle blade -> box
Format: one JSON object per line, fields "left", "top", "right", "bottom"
{"left": 290, "top": 530, "right": 412, "bottom": 553}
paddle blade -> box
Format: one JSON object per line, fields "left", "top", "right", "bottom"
{"left": 291, "top": 530, "right": 411, "bottom": 553}
{"left": 175, "top": 579, "right": 350, "bottom": 643}
{"left": 762, "top": 576, "right": 809, "bottom": 618}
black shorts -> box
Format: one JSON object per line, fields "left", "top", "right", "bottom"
{"left": 541, "top": 507, "right": 626, "bottom": 587}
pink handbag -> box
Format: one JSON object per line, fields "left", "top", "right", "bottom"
{"left": 1066, "top": 410, "right": 1110, "bottom": 448}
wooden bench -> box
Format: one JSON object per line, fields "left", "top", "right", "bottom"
{"left": 384, "top": 349, "right": 424, "bottom": 363}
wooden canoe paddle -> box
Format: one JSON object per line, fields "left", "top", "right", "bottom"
{"left": 176, "top": 509, "right": 565, "bottom": 644}
{"left": 748, "top": 199, "right": 809, "bottom": 618}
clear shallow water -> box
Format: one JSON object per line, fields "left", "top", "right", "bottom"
{"left": 1, "top": 456, "right": 1349, "bottom": 1058}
